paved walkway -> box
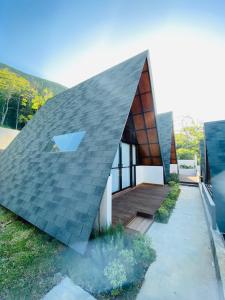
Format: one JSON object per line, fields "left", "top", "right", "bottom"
{"left": 137, "top": 186, "right": 220, "bottom": 300}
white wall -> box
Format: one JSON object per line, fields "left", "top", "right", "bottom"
{"left": 136, "top": 166, "right": 164, "bottom": 185}
{"left": 178, "top": 159, "right": 197, "bottom": 176}
{"left": 94, "top": 175, "right": 112, "bottom": 230}
{"left": 178, "top": 159, "right": 196, "bottom": 168}
{"left": 170, "top": 164, "right": 178, "bottom": 174}
{"left": 179, "top": 168, "right": 196, "bottom": 176}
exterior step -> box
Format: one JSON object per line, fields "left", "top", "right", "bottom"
{"left": 126, "top": 215, "right": 153, "bottom": 234}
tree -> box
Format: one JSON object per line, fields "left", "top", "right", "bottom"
{"left": 175, "top": 117, "right": 204, "bottom": 160}
{"left": 0, "top": 68, "right": 54, "bottom": 129}
{"left": 31, "top": 88, "right": 53, "bottom": 111}
{"left": 0, "top": 69, "right": 31, "bottom": 126}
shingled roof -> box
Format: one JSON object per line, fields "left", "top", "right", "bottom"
{"left": 204, "top": 120, "right": 225, "bottom": 232}
{"left": 0, "top": 51, "right": 163, "bottom": 252}
{"left": 157, "top": 112, "right": 177, "bottom": 182}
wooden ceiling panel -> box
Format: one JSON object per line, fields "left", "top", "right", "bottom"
{"left": 139, "top": 72, "right": 150, "bottom": 94}
{"left": 147, "top": 128, "right": 158, "bottom": 143}
{"left": 152, "top": 157, "right": 162, "bottom": 166}
{"left": 133, "top": 114, "right": 145, "bottom": 130}
{"left": 124, "top": 59, "right": 163, "bottom": 166}
{"left": 141, "top": 93, "right": 153, "bottom": 112}
{"left": 142, "top": 61, "right": 148, "bottom": 71}
{"left": 131, "top": 95, "right": 142, "bottom": 114}
{"left": 136, "top": 130, "right": 148, "bottom": 144}
{"left": 144, "top": 111, "right": 155, "bottom": 129}
{"left": 139, "top": 144, "right": 150, "bottom": 157}
{"left": 142, "top": 157, "right": 152, "bottom": 165}
{"left": 170, "top": 131, "right": 177, "bottom": 164}
{"left": 149, "top": 144, "right": 160, "bottom": 156}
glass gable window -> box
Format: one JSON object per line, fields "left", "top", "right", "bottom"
{"left": 46, "top": 131, "right": 85, "bottom": 152}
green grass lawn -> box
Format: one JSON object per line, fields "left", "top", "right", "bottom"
{"left": 0, "top": 205, "right": 156, "bottom": 300}
{"left": 0, "top": 206, "right": 64, "bottom": 299}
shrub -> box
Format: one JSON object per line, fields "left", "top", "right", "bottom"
{"left": 168, "top": 186, "right": 180, "bottom": 200}
{"left": 155, "top": 207, "right": 170, "bottom": 223}
{"left": 104, "top": 259, "right": 127, "bottom": 290}
{"left": 179, "top": 164, "right": 193, "bottom": 169}
{"left": 65, "top": 226, "right": 156, "bottom": 299}
{"left": 132, "top": 234, "right": 156, "bottom": 268}
{"left": 168, "top": 181, "right": 176, "bottom": 187}
{"left": 162, "top": 198, "right": 176, "bottom": 210}
{"left": 168, "top": 173, "right": 179, "bottom": 183}
{"left": 155, "top": 182, "right": 181, "bottom": 224}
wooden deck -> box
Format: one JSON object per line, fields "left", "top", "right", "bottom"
{"left": 112, "top": 183, "right": 170, "bottom": 227}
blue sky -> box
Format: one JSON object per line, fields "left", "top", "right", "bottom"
{"left": 1, "top": 0, "right": 225, "bottom": 127}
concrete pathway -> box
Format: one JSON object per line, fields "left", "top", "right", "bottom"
{"left": 137, "top": 186, "right": 220, "bottom": 300}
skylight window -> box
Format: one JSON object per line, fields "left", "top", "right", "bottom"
{"left": 47, "top": 131, "right": 85, "bottom": 152}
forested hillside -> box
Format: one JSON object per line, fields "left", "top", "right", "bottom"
{"left": 0, "top": 64, "right": 67, "bottom": 129}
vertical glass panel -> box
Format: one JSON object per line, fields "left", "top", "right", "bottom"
{"left": 132, "top": 145, "right": 136, "bottom": 165}
{"left": 111, "top": 169, "right": 120, "bottom": 193}
{"left": 112, "top": 146, "right": 119, "bottom": 168}
{"left": 121, "top": 143, "right": 130, "bottom": 167}
{"left": 122, "top": 168, "right": 130, "bottom": 189}
{"left": 132, "top": 166, "right": 135, "bottom": 185}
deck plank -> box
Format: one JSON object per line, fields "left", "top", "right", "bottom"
{"left": 112, "top": 184, "right": 169, "bottom": 226}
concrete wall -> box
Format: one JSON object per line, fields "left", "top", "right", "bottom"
{"left": 94, "top": 175, "right": 112, "bottom": 230}
{"left": 200, "top": 183, "right": 217, "bottom": 229}
{"left": 178, "top": 159, "right": 197, "bottom": 176}
{"left": 0, "top": 127, "right": 19, "bottom": 150}
{"left": 136, "top": 166, "right": 164, "bottom": 185}
{"left": 170, "top": 164, "right": 178, "bottom": 174}
{"left": 179, "top": 168, "right": 197, "bottom": 176}
{"left": 178, "top": 159, "right": 196, "bottom": 168}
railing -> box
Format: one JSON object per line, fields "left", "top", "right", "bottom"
{"left": 201, "top": 183, "right": 216, "bottom": 230}
{"left": 205, "top": 183, "right": 213, "bottom": 198}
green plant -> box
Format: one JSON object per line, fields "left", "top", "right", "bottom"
{"left": 0, "top": 206, "right": 64, "bottom": 300}
{"left": 155, "top": 183, "right": 181, "bottom": 224}
{"left": 168, "top": 184, "right": 181, "bottom": 200}
{"left": 168, "top": 173, "right": 179, "bottom": 183}
{"left": 65, "top": 226, "right": 156, "bottom": 299}
{"left": 154, "top": 207, "right": 170, "bottom": 223}
{"left": 119, "top": 249, "right": 136, "bottom": 270}
{"left": 162, "top": 198, "right": 176, "bottom": 210}
{"left": 132, "top": 234, "right": 156, "bottom": 268}
{"left": 168, "top": 181, "right": 176, "bottom": 187}
{"left": 104, "top": 259, "right": 127, "bottom": 290}
{"left": 91, "top": 223, "right": 124, "bottom": 239}
{"left": 179, "top": 164, "right": 193, "bottom": 169}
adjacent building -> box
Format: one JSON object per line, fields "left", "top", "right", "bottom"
{"left": 201, "top": 120, "right": 225, "bottom": 232}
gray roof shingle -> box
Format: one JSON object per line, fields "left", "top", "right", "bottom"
{"left": 157, "top": 112, "right": 176, "bottom": 182}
